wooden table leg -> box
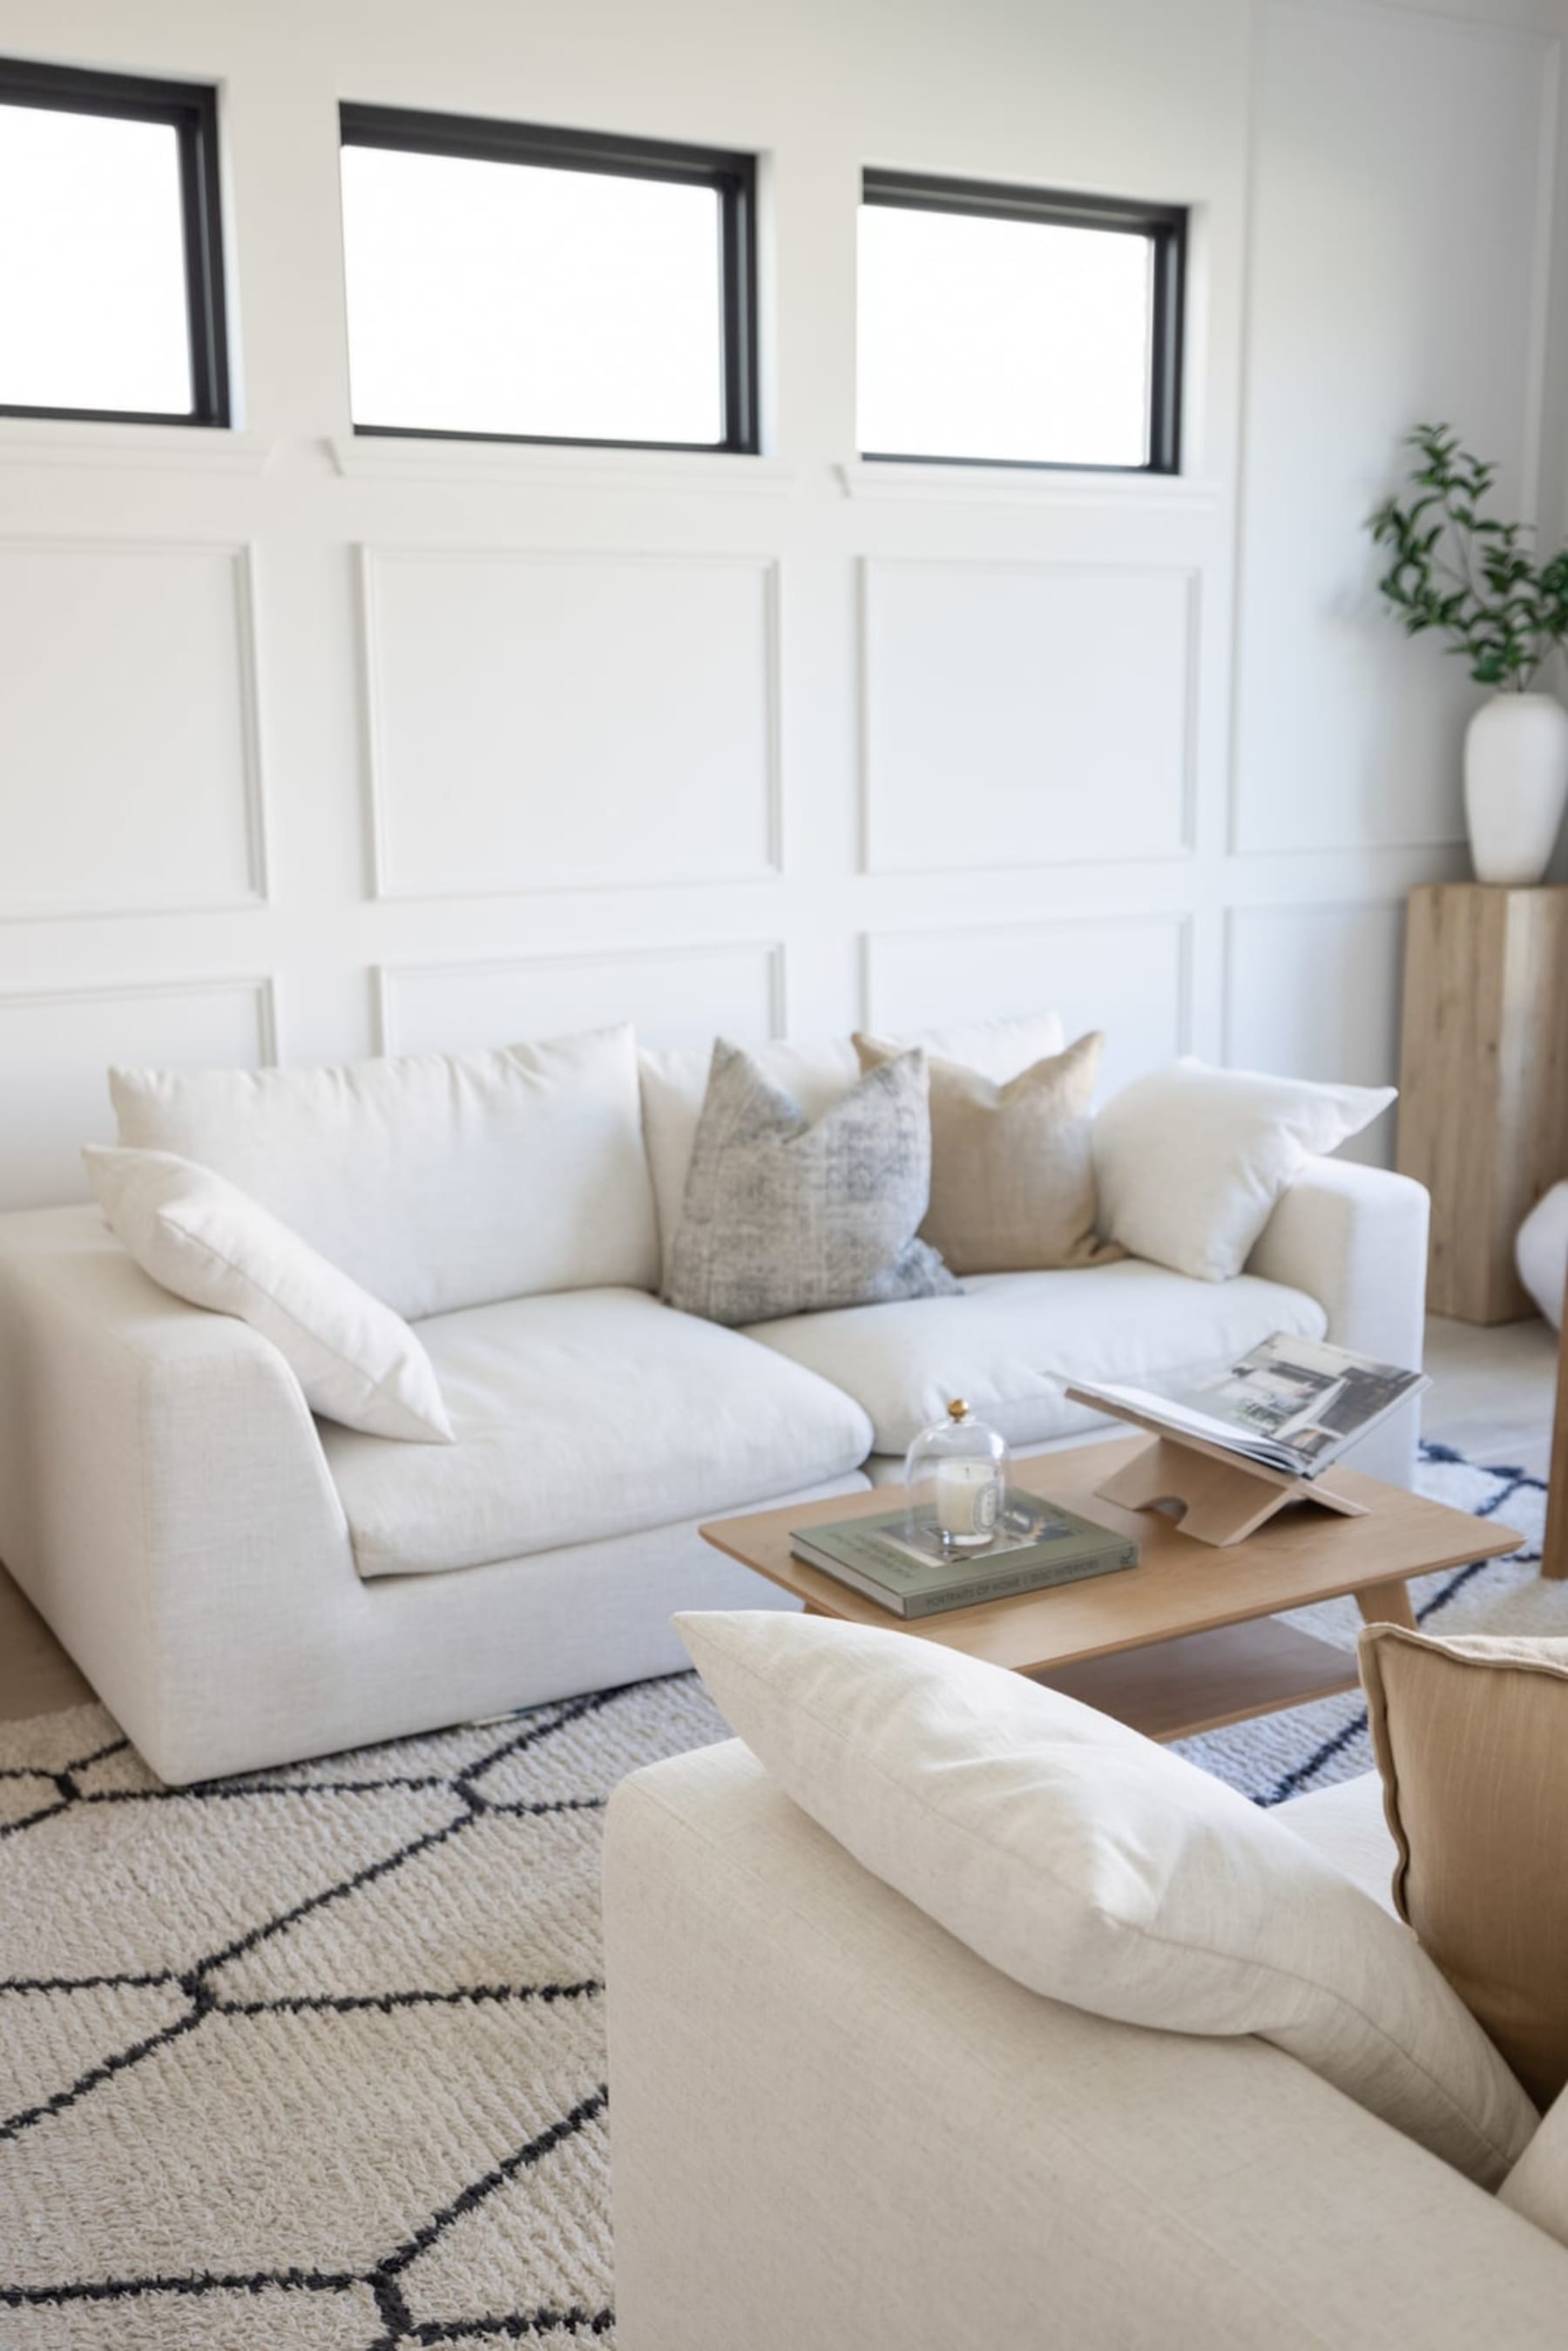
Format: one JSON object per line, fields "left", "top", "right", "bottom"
{"left": 1355, "top": 1578, "right": 1416, "bottom": 1630}
{"left": 1544, "top": 1267, "right": 1568, "bottom": 1580}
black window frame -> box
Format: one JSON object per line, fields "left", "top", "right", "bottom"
{"left": 339, "top": 103, "right": 760, "bottom": 457}
{"left": 860, "top": 168, "right": 1186, "bottom": 476}
{"left": 0, "top": 55, "right": 229, "bottom": 428}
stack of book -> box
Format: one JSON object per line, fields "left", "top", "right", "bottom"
{"left": 790, "top": 1491, "right": 1137, "bottom": 1620}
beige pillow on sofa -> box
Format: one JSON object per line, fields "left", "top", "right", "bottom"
{"left": 1362, "top": 1624, "right": 1568, "bottom": 2111}
{"left": 853, "top": 1029, "right": 1119, "bottom": 1275}
{"left": 678, "top": 1609, "right": 1535, "bottom": 2185}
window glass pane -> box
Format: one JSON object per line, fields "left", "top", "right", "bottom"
{"left": 857, "top": 203, "right": 1153, "bottom": 466}
{"left": 0, "top": 102, "right": 192, "bottom": 416}
{"left": 341, "top": 145, "right": 726, "bottom": 444}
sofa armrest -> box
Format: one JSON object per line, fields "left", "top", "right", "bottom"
{"left": 1246, "top": 1157, "right": 1429, "bottom": 1484}
{"left": 0, "top": 1207, "right": 354, "bottom": 1779}
{"left": 605, "top": 1742, "right": 1567, "bottom": 2351}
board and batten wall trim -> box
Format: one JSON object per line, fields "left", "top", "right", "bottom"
{"left": 0, "top": 536, "right": 271, "bottom": 921}
{"left": 857, "top": 556, "right": 1202, "bottom": 877}
{"left": 0, "top": 976, "right": 279, "bottom": 1207}
{"left": 0, "top": 0, "right": 1565, "bottom": 1213}
{"left": 373, "top": 940, "right": 787, "bottom": 1058}
{"left": 356, "top": 545, "right": 785, "bottom": 902}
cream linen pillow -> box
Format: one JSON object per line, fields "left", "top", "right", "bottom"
{"left": 85, "top": 1146, "right": 453, "bottom": 1444}
{"left": 1362, "top": 1624, "right": 1568, "bottom": 2112}
{"left": 854, "top": 1028, "right": 1119, "bottom": 1274}
{"left": 639, "top": 1011, "right": 1065, "bottom": 1285}
{"left": 1092, "top": 1058, "right": 1396, "bottom": 1281}
{"left": 678, "top": 1609, "right": 1536, "bottom": 2185}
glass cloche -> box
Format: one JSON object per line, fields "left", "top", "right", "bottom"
{"left": 904, "top": 1399, "right": 1010, "bottom": 1558}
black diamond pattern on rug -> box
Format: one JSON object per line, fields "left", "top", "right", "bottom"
{"left": 0, "top": 1678, "right": 732, "bottom": 2348}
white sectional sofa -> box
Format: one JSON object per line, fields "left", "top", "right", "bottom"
{"left": 0, "top": 1018, "right": 1429, "bottom": 1782}
{"left": 604, "top": 1753, "right": 1566, "bottom": 2351}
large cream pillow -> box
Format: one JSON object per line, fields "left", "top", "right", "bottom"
{"left": 854, "top": 1028, "right": 1117, "bottom": 1274}
{"left": 677, "top": 1609, "right": 1535, "bottom": 2185}
{"left": 112, "top": 1025, "right": 657, "bottom": 1322}
{"left": 86, "top": 1147, "right": 452, "bottom": 1443}
{"left": 1362, "top": 1624, "right": 1568, "bottom": 2111}
{"left": 1092, "top": 1059, "right": 1395, "bottom": 1281}
{"left": 639, "top": 1011, "right": 1064, "bottom": 1284}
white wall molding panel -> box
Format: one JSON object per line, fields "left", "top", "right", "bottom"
{"left": 0, "top": 977, "right": 276, "bottom": 1209}
{"left": 860, "top": 558, "right": 1199, "bottom": 875}
{"left": 0, "top": 539, "right": 269, "bottom": 920}
{"left": 1, "top": 0, "right": 1564, "bottom": 1190}
{"left": 863, "top": 913, "right": 1193, "bottom": 1097}
{"left": 358, "top": 547, "right": 782, "bottom": 900}
{"left": 375, "top": 941, "right": 785, "bottom": 1056}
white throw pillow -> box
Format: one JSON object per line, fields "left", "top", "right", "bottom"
{"left": 1092, "top": 1058, "right": 1395, "bottom": 1282}
{"left": 111, "top": 1025, "right": 658, "bottom": 1321}
{"left": 85, "top": 1147, "right": 453, "bottom": 1444}
{"left": 639, "top": 1012, "right": 1065, "bottom": 1280}
{"left": 677, "top": 1609, "right": 1535, "bottom": 2186}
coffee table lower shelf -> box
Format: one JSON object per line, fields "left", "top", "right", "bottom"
{"left": 1034, "top": 1618, "right": 1360, "bottom": 1744}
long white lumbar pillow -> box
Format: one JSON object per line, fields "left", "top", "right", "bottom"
{"left": 677, "top": 1608, "right": 1536, "bottom": 2187}
{"left": 84, "top": 1144, "right": 454, "bottom": 1445}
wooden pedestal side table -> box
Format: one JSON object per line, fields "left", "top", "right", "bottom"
{"left": 701, "top": 1438, "right": 1521, "bottom": 1744}
{"left": 1397, "top": 881, "right": 1568, "bottom": 1324}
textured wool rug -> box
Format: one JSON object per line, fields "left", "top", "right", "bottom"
{"left": 0, "top": 1445, "right": 1559, "bottom": 2347}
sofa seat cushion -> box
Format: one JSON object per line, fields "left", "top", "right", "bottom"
{"left": 745, "top": 1257, "right": 1327, "bottom": 1457}
{"left": 322, "top": 1287, "right": 875, "bottom": 1579}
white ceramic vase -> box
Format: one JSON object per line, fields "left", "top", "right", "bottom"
{"left": 1463, "top": 691, "right": 1568, "bottom": 885}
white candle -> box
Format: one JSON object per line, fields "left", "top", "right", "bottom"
{"left": 936, "top": 1459, "right": 997, "bottom": 1544}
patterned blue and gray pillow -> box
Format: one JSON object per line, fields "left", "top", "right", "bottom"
{"left": 664, "top": 1039, "right": 958, "bottom": 1325}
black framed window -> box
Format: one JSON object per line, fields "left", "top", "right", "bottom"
{"left": 0, "top": 57, "right": 227, "bottom": 426}
{"left": 339, "top": 105, "right": 758, "bottom": 453}
{"left": 858, "top": 170, "right": 1185, "bottom": 473}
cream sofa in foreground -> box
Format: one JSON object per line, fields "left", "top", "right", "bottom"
{"left": 0, "top": 1020, "right": 1428, "bottom": 1781}
{"left": 604, "top": 1753, "right": 1568, "bottom": 2351}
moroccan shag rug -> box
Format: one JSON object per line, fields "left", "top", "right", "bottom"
{"left": 0, "top": 1445, "right": 1558, "bottom": 2347}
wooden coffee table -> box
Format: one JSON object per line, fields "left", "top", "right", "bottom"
{"left": 700, "top": 1437, "right": 1523, "bottom": 1743}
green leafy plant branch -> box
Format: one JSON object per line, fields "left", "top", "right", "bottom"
{"left": 1367, "top": 423, "right": 1568, "bottom": 689}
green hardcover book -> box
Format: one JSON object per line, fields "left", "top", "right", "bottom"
{"left": 789, "top": 1490, "right": 1138, "bottom": 1620}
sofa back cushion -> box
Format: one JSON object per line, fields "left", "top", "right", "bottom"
{"left": 112, "top": 1024, "right": 658, "bottom": 1320}
{"left": 677, "top": 1608, "right": 1538, "bottom": 2187}
{"left": 640, "top": 1012, "right": 1064, "bottom": 1283}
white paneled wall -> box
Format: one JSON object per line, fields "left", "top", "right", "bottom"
{"left": 860, "top": 560, "right": 1197, "bottom": 871}
{"left": 1233, "top": 0, "right": 1559, "bottom": 858}
{"left": 0, "top": 0, "right": 1565, "bottom": 1209}
{"left": 362, "top": 549, "right": 782, "bottom": 898}
{"left": 0, "top": 540, "right": 266, "bottom": 917}
{"left": 0, "top": 979, "right": 274, "bottom": 1206}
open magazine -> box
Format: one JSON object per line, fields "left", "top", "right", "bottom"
{"left": 1072, "top": 1334, "right": 1429, "bottom": 1481}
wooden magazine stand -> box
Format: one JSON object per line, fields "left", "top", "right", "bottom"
{"left": 1063, "top": 1388, "right": 1369, "bottom": 1548}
